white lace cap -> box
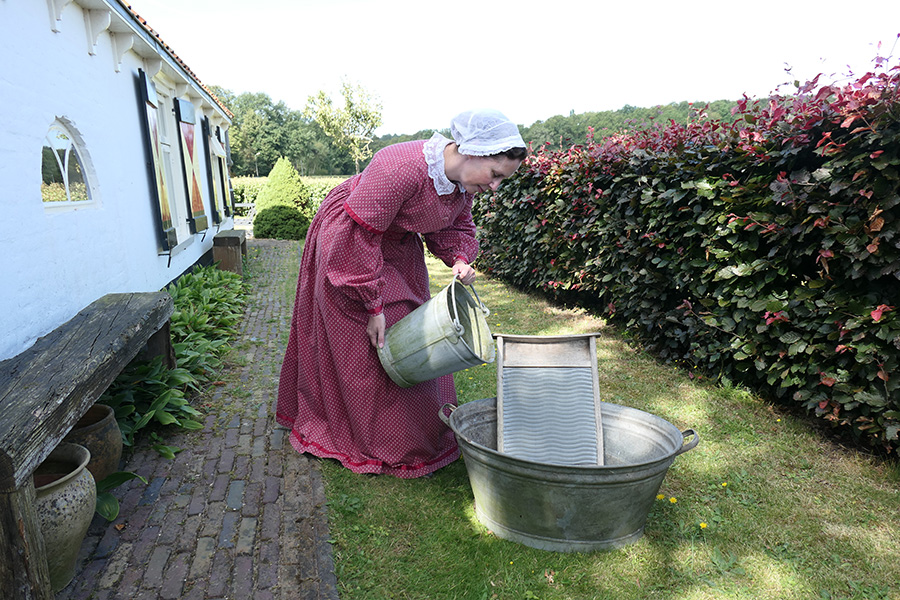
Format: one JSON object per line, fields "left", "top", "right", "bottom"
{"left": 450, "top": 109, "right": 525, "bottom": 156}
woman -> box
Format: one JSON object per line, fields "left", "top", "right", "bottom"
{"left": 276, "top": 109, "right": 526, "bottom": 478}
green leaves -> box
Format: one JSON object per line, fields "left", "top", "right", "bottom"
{"left": 102, "top": 265, "right": 246, "bottom": 454}
{"left": 95, "top": 471, "right": 148, "bottom": 521}
{"left": 305, "top": 80, "right": 382, "bottom": 174}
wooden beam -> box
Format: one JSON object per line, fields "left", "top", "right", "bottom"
{"left": 0, "top": 484, "right": 52, "bottom": 600}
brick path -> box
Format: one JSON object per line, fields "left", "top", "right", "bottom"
{"left": 58, "top": 239, "right": 339, "bottom": 600}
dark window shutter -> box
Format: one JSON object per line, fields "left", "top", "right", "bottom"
{"left": 223, "top": 128, "right": 236, "bottom": 215}
{"left": 202, "top": 116, "right": 225, "bottom": 224}
{"left": 216, "top": 126, "right": 233, "bottom": 217}
{"left": 137, "top": 69, "right": 178, "bottom": 251}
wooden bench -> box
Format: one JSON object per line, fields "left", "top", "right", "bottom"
{"left": 0, "top": 292, "right": 173, "bottom": 600}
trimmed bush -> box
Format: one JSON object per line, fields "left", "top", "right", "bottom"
{"left": 253, "top": 205, "right": 309, "bottom": 240}
{"left": 255, "top": 157, "right": 313, "bottom": 220}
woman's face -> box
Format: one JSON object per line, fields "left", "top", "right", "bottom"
{"left": 458, "top": 155, "right": 522, "bottom": 194}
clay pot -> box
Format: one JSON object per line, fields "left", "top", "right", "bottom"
{"left": 33, "top": 442, "right": 97, "bottom": 592}
{"left": 63, "top": 403, "right": 123, "bottom": 483}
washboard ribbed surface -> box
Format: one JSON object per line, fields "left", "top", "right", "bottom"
{"left": 496, "top": 334, "right": 604, "bottom": 466}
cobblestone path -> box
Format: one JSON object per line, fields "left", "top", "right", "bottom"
{"left": 58, "top": 239, "right": 338, "bottom": 600}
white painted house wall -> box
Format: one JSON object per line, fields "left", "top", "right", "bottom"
{"left": 0, "top": 0, "right": 235, "bottom": 360}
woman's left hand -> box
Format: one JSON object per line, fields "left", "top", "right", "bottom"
{"left": 452, "top": 261, "right": 476, "bottom": 285}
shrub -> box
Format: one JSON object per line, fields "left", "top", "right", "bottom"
{"left": 256, "top": 157, "right": 313, "bottom": 219}
{"left": 253, "top": 205, "right": 309, "bottom": 240}
{"left": 475, "top": 59, "right": 900, "bottom": 454}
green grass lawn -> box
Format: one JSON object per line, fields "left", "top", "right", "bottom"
{"left": 318, "top": 256, "right": 900, "bottom": 600}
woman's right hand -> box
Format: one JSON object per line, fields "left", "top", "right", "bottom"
{"left": 367, "top": 313, "right": 386, "bottom": 348}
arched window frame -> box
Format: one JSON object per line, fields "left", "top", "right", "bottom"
{"left": 41, "top": 119, "right": 98, "bottom": 210}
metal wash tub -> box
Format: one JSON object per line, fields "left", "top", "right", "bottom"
{"left": 440, "top": 397, "right": 699, "bottom": 552}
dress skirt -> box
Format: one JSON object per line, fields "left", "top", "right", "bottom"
{"left": 276, "top": 186, "right": 461, "bottom": 478}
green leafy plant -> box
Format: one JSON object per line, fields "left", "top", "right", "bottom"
{"left": 100, "top": 265, "right": 247, "bottom": 453}
{"left": 101, "top": 356, "right": 202, "bottom": 447}
{"left": 95, "top": 471, "right": 148, "bottom": 521}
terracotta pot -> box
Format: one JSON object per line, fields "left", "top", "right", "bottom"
{"left": 63, "top": 403, "right": 123, "bottom": 483}
{"left": 33, "top": 442, "right": 97, "bottom": 592}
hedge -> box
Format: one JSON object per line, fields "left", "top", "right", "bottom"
{"left": 231, "top": 176, "right": 267, "bottom": 215}
{"left": 474, "top": 60, "right": 900, "bottom": 454}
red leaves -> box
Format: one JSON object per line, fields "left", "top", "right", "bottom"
{"left": 819, "top": 374, "right": 837, "bottom": 387}
{"left": 722, "top": 173, "right": 740, "bottom": 187}
{"left": 840, "top": 114, "right": 860, "bottom": 129}
{"left": 764, "top": 311, "right": 789, "bottom": 325}
{"left": 865, "top": 208, "right": 884, "bottom": 234}
{"left": 871, "top": 304, "right": 894, "bottom": 322}
{"left": 817, "top": 249, "right": 833, "bottom": 274}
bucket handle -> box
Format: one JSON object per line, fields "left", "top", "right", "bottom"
{"left": 675, "top": 429, "right": 700, "bottom": 456}
{"left": 449, "top": 276, "right": 491, "bottom": 336}
{"left": 438, "top": 403, "right": 457, "bottom": 426}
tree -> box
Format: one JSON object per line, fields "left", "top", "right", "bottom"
{"left": 305, "top": 80, "right": 383, "bottom": 174}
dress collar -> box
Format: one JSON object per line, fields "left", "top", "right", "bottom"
{"left": 423, "top": 132, "right": 465, "bottom": 195}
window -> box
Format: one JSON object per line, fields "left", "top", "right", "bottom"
{"left": 41, "top": 122, "right": 92, "bottom": 205}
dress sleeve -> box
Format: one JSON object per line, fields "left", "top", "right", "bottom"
{"left": 423, "top": 195, "right": 480, "bottom": 267}
{"left": 321, "top": 214, "right": 387, "bottom": 314}
{"left": 322, "top": 154, "right": 422, "bottom": 314}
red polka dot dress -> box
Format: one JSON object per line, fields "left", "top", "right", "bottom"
{"left": 276, "top": 139, "right": 479, "bottom": 478}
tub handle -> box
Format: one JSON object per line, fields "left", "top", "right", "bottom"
{"left": 675, "top": 429, "right": 699, "bottom": 455}
{"left": 439, "top": 403, "right": 457, "bottom": 426}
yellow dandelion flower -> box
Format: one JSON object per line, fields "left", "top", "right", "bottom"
{"left": 721, "top": 482, "right": 728, "bottom": 487}
{"left": 656, "top": 494, "right": 665, "bottom": 500}
{"left": 669, "top": 497, "right": 677, "bottom": 504}
{"left": 700, "top": 522, "right": 708, "bottom": 529}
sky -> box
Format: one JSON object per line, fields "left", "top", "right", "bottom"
{"left": 131, "top": 0, "right": 900, "bottom": 136}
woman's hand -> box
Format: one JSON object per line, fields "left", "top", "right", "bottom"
{"left": 367, "top": 312, "right": 386, "bottom": 348}
{"left": 452, "top": 261, "right": 476, "bottom": 285}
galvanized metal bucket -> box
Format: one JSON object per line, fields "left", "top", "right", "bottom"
{"left": 440, "top": 397, "right": 699, "bottom": 552}
{"left": 377, "top": 278, "right": 494, "bottom": 388}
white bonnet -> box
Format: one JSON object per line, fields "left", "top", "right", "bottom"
{"left": 449, "top": 109, "right": 525, "bottom": 156}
